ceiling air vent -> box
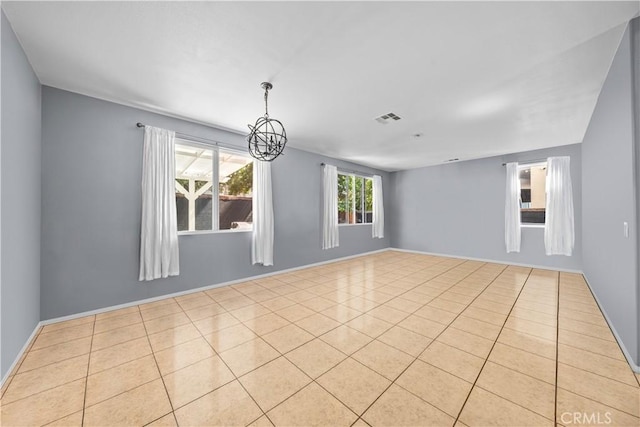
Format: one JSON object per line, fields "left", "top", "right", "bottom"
{"left": 374, "top": 112, "right": 401, "bottom": 124}
{"left": 445, "top": 158, "right": 460, "bottom": 163}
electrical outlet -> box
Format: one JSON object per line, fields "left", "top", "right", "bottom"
{"left": 623, "top": 221, "right": 629, "bottom": 238}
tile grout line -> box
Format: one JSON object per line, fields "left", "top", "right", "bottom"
{"left": 451, "top": 267, "right": 534, "bottom": 425}
{"left": 81, "top": 316, "right": 97, "bottom": 426}
{"left": 420, "top": 353, "right": 553, "bottom": 388}
{"left": 85, "top": 378, "right": 159, "bottom": 412}
{"left": 265, "top": 258, "right": 485, "bottom": 424}
{"left": 232, "top": 257, "right": 465, "bottom": 368}
{"left": 2, "top": 358, "right": 98, "bottom": 410}
{"left": 3, "top": 322, "right": 88, "bottom": 424}
{"left": 347, "top": 261, "right": 508, "bottom": 424}
{"left": 278, "top": 264, "right": 606, "bottom": 422}
{"left": 224, "top": 264, "right": 411, "bottom": 425}
{"left": 360, "top": 262, "right": 510, "bottom": 420}
{"left": 38, "top": 316, "right": 95, "bottom": 336}
{"left": 272, "top": 259, "right": 471, "bottom": 421}
{"left": 554, "top": 340, "right": 632, "bottom": 363}
{"left": 550, "top": 355, "right": 639, "bottom": 387}
{"left": 558, "top": 324, "right": 626, "bottom": 344}
{"left": 553, "top": 384, "right": 640, "bottom": 419}
{"left": 1, "top": 263, "right": 517, "bottom": 423}
{"left": 466, "top": 292, "right": 564, "bottom": 421}
{"left": 27, "top": 332, "right": 95, "bottom": 353}
{"left": 555, "top": 271, "right": 561, "bottom": 427}
{"left": 181, "top": 300, "right": 274, "bottom": 426}
{"left": 14, "top": 255, "right": 629, "bottom": 427}
{"left": 575, "top": 272, "right": 640, "bottom": 373}
{"left": 136, "top": 304, "right": 178, "bottom": 426}
{"left": 5, "top": 342, "right": 91, "bottom": 376}
{"left": 0, "top": 260, "right": 490, "bottom": 424}
{"left": 562, "top": 273, "right": 640, "bottom": 378}
{"left": 470, "top": 385, "right": 558, "bottom": 423}
{"left": 7, "top": 323, "right": 94, "bottom": 427}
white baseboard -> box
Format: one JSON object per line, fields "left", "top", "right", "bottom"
{"left": 3, "top": 248, "right": 390, "bottom": 388}
{"left": 391, "top": 247, "right": 639, "bottom": 373}
{"left": 40, "top": 248, "right": 391, "bottom": 327}
{"left": 1, "top": 321, "right": 43, "bottom": 388}
{"left": 9, "top": 246, "right": 635, "bottom": 392}
{"left": 389, "top": 247, "right": 584, "bottom": 274}
{"left": 582, "top": 275, "right": 640, "bottom": 373}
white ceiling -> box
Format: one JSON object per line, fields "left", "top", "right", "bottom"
{"left": 3, "top": 1, "right": 639, "bottom": 171}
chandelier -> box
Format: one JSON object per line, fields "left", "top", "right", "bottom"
{"left": 247, "top": 82, "right": 288, "bottom": 162}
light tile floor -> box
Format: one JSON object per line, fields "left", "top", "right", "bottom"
{"left": 1, "top": 251, "right": 639, "bottom": 426}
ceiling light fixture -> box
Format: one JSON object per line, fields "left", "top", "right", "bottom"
{"left": 247, "top": 82, "right": 287, "bottom": 162}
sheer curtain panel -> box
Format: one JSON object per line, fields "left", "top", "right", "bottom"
{"left": 139, "top": 126, "right": 180, "bottom": 281}
{"left": 322, "top": 164, "right": 339, "bottom": 249}
{"left": 372, "top": 175, "right": 384, "bottom": 238}
{"left": 505, "top": 162, "right": 521, "bottom": 253}
{"left": 545, "top": 156, "right": 574, "bottom": 256}
{"left": 252, "top": 160, "right": 274, "bottom": 266}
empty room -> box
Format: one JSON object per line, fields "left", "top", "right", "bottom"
{"left": 1, "top": 1, "right": 639, "bottom": 426}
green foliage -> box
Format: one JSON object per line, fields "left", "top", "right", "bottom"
{"left": 176, "top": 178, "right": 189, "bottom": 189}
{"left": 195, "top": 180, "right": 209, "bottom": 191}
{"left": 337, "top": 174, "right": 373, "bottom": 220}
{"left": 176, "top": 178, "right": 212, "bottom": 194}
{"left": 338, "top": 174, "right": 350, "bottom": 213}
{"left": 224, "top": 163, "right": 253, "bottom": 195}
{"left": 176, "top": 178, "right": 189, "bottom": 192}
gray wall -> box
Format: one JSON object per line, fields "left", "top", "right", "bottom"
{"left": 1, "top": 11, "right": 42, "bottom": 379}
{"left": 390, "top": 144, "right": 583, "bottom": 271}
{"left": 633, "top": 16, "right": 640, "bottom": 373}
{"left": 582, "top": 23, "right": 639, "bottom": 367}
{"left": 40, "top": 87, "right": 391, "bottom": 319}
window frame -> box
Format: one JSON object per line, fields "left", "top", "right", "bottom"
{"left": 175, "top": 138, "right": 253, "bottom": 235}
{"left": 337, "top": 172, "right": 374, "bottom": 226}
{"left": 518, "top": 161, "right": 547, "bottom": 227}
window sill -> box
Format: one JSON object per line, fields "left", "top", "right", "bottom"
{"left": 521, "top": 224, "right": 545, "bottom": 229}
{"left": 339, "top": 223, "right": 372, "bottom": 227}
{"left": 178, "top": 229, "right": 252, "bottom": 236}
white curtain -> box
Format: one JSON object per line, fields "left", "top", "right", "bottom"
{"left": 139, "top": 126, "right": 180, "bottom": 281}
{"left": 372, "top": 175, "right": 384, "bottom": 238}
{"left": 322, "top": 164, "right": 339, "bottom": 249}
{"left": 252, "top": 160, "right": 274, "bottom": 266}
{"left": 545, "top": 156, "right": 574, "bottom": 256}
{"left": 504, "top": 162, "right": 521, "bottom": 253}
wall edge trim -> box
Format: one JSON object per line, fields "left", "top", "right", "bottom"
{"left": 582, "top": 274, "right": 640, "bottom": 373}
{"left": 394, "top": 247, "right": 639, "bottom": 372}
{"left": 1, "top": 321, "right": 43, "bottom": 388}
{"left": 40, "top": 248, "right": 391, "bottom": 326}
{"left": 389, "top": 247, "right": 584, "bottom": 274}
{"left": 2, "top": 248, "right": 391, "bottom": 387}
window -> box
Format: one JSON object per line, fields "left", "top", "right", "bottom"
{"left": 338, "top": 173, "right": 373, "bottom": 224}
{"left": 175, "top": 140, "right": 253, "bottom": 233}
{"left": 519, "top": 162, "right": 547, "bottom": 224}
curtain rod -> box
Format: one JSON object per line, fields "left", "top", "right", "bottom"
{"left": 501, "top": 158, "right": 547, "bottom": 166}
{"left": 321, "top": 162, "right": 374, "bottom": 178}
{"left": 136, "top": 122, "right": 245, "bottom": 152}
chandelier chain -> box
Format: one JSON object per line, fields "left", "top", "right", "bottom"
{"left": 264, "top": 87, "right": 269, "bottom": 118}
